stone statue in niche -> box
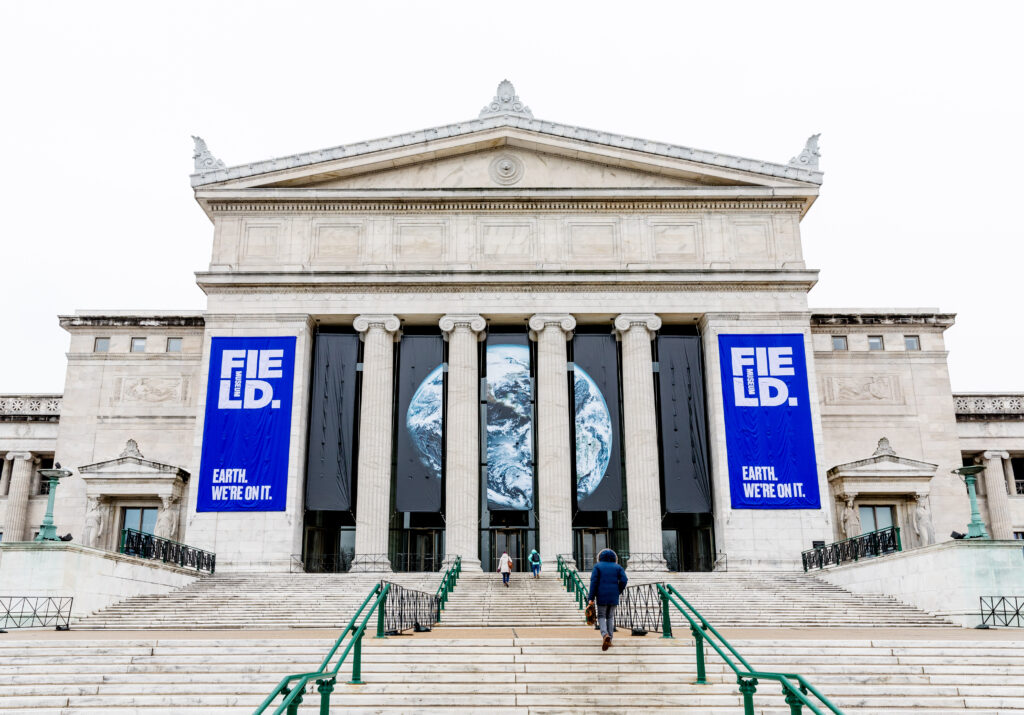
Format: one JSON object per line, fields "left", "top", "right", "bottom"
{"left": 840, "top": 496, "right": 861, "bottom": 538}
{"left": 82, "top": 497, "right": 105, "bottom": 548}
{"left": 155, "top": 496, "right": 179, "bottom": 542}
{"left": 913, "top": 495, "right": 935, "bottom": 546}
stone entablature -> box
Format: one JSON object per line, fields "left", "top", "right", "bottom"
{"left": 954, "top": 394, "right": 1024, "bottom": 420}
{"left": 811, "top": 312, "right": 956, "bottom": 328}
{"left": 0, "top": 395, "right": 61, "bottom": 422}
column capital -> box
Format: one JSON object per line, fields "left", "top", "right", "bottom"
{"left": 439, "top": 314, "right": 487, "bottom": 341}
{"left": 614, "top": 313, "right": 662, "bottom": 338}
{"left": 4, "top": 451, "right": 32, "bottom": 462}
{"left": 528, "top": 314, "right": 576, "bottom": 340}
{"left": 983, "top": 450, "right": 1010, "bottom": 461}
{"left": 353, "top": 314, "right": 401, "bottom": 341}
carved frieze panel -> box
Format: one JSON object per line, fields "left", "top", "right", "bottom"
{"left": 649, "top": 220, "right": 702, "bottom": 262}
{"left": 111, "top": 377, "right": 192, "bottom": 406}
{"left": 823, "top": 375, "right": 904, "bottom": 405}
{"left": 476, "top": 219, "right": 536, "bottom": 260}
{"left": 732, "top": 218, "right": 773, "bottom": 260}
{"left": 394, "top": 220, "right": 448, "bottom": 262}
{"left": 567, "top": 221, "right": 619, "bottom": 261}
{"left": 242, "top": 223, "right": 281, "bottom": 261}
{"left": 312, "top": 222, "right": 364, "bottom": 262}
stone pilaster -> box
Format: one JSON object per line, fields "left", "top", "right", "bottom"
{"left": 0, "top": 456, "right": 11, "bottom": 496}
{"left": 614, "top": 313, "right": 666, "bottom": 568}
{"left": 351, "top": 315, "right": 401, "bottom": 572}
{"left": 983, "top": 450, "right": 1013, "bottom": 540}
{"left": 529, "top": 314, "right": 576, "bottom": 567}
{"left": 440, "top": 314, "right": 487, "bottom": 569}
{"left": 4, "top": 452, "right": 34, "bottom": 541}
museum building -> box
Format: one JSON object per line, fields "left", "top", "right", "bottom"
{"left": 1, "top": 82, "right": 1023, "bottom": 575}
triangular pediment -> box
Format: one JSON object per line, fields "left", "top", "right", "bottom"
{"left": 193, "top": 121, "right": 822, "bottom": 196}
{"left": 79, "top": 455, "right": 188, "bottom": 478}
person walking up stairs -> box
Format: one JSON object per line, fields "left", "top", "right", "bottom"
{"left": 588, "top": 547, "right": 628, "bottom": 651}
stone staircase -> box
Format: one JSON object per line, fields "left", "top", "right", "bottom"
{"left": 3, "top": 633, "right": 1024, "bottom": 713}
{"left": 76, "top": 568, "right": 950, "bottom": 630}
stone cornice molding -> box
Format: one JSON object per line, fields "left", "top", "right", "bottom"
{"left": 190, "top": 114, "right": 823, "bottom": 187}
{"left": 4, "top": 451, "right": 32, "bottom": 461}
{"left": 810, "top": 312, "right": 956, "bottom": 329}
{"left": 983, "top": 450, "right": 1010, "bottom": 460}
{"left": 353, "top": 314, "right": 402, "bottom": 341}
{"left": 613, "top": 314, "right": 662, "bottom": 338}
{"left": 528, "top": 314, "right": 576, "bottom": 340}
{"left": 78, "top": 455, "right": 189, "bottom": 478}
{"left": 439, "top": 314, "right": 487, "bottom": 341}
{"left": 203, "top": 199, "right": 808, "bottom": 214}
{"left": 59, "top": 315, "right": 205, "bottom": 329}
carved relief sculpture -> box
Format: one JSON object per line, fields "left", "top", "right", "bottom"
{"left": 913, "top": 494, "right": 935, "bottom": 546}
{"left": 119, "top": 439, "right": 144, "bottom": 459}
{"left": 155, "top": 495, "right": 180, "bottom": 541}
{"left": 840, "top": 496, "right": 861, "bottom": 538}
{"left": 82, "top": 497, "right": 105, "bottom": 548}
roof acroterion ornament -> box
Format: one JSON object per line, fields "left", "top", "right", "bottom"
{"left": 191, "top": 135, "right": 226, "bottom": 172}
{"left": 788, "top": 133, "right": 821, "bottom": 170}
{"left": 479, "top": 79, "right": 533, "bottom": 118}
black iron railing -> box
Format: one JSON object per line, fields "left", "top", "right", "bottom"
{"left": 118, "top": 528, "right": 216, "bottom": 574}
{"left": 0, "top": 596, "right": 73, "bottom": 631}
{"left": 380, "top": 581, "right": 440, "bottom": 634}
{"left": 801, "top": 526, "right": 901, "bottom": 571}
{"left": 617, "top": 582, "right": 667, "bottom": 634}
{"left": 981, "top": 596, "right": 1024, "bottom": 627}
{"left": 291, "top": 552, "right": 445, "bottom": 573}
{"left": 291, "top": 552, "right": 354, "bottom": 573}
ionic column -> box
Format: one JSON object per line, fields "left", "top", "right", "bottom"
{"left": 615, "top": 314, "right": 666, "bottom": 568}
{"left": 529, "top": 314, "right": 576, "bottom": 567}
{"left": 4, "top": 452, "right": 34, "bottom": 541}
{"left": 983, "top": 450, "right": 1013, "bottom": 540}
{"left": 440, "top": 314, "right": 486, "bottom": 569}
{"left": 351, "top": 315, "right": 401, "bottom": 571}
{"left": 0, "top": 456, "right": 11, "bottom": 496}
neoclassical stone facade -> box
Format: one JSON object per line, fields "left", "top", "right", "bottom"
{"left": 2, "top": 83, "right": 1023, "bottom": 572}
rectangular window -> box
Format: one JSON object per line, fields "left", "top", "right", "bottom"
{"left": 868, "top": 335, "right": 885, "bottom": 351}
{"left": 1011, "top": 458, "right": 1024, "bottom": 495}
{"left": 1014, "top": 532, "right": 1024, "bottom": 539}
{"left": 166, "top": 337, "right": 183, "bottom": 353}
{"left": 130, "top": 337, "right": 146, "bottom": 353}
{"left": 94, "top": 337, "right": 110, "bottom": 352}
{"left": 858, "top": 504, "right": 896, "bottom": 534}
{"left": 122, "top": 507, "right": 158, "bottom": 535}
{"left": 831, "top": 336, "right": 848, "bottom": 351}
{"left": 904, "top": 335, "right": 921, "bottom": 351}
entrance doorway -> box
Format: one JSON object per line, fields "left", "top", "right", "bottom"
{"left": 397, "top": 529, "right": 443, "bottom": 572}
{"left": 662, "top": 512, "right": 715, "bottom": 571}
{"left": 574, "top": 528, "right": 608, "bottom": 571}
{"left": 491, "top": 529, "right": 525, "bottom": 572}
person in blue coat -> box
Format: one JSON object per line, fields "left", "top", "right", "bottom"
{"left": 588, "top": 548, "right": 628, "bottom": 651}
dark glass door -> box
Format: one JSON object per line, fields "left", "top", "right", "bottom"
{"left": 492, "top": 529, "right": 524, "bottom": 572}
{"left": 574, "top": 529, "right": 608, "bottom": 571}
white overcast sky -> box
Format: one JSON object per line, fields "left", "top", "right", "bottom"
{"left": 2, "top": 1, "right": 1022, "bottom": 393}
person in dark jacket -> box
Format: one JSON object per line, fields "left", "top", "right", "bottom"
{"left": 588, "top": 548, "right": 627, "bottom": 651}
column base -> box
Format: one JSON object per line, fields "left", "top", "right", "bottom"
{"left": 349, "top": 554, "right": 392, "bottom": 573}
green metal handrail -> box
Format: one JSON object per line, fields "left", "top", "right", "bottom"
{"left": 658, "top": 584, "right": 844, "bottom": 715}
{"left": 435, "top": 555, "right": 462, "bottom": 619}
{"left": 253, "top": 581, "right": 390, "bottom": 715}
{"left": 556, "top": 554, "right": 589, "bottom": 610}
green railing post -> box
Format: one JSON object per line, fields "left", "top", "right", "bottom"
{"left": 660, "top": 589, "right": 673, "bottom": 638}
{"left": 785, "top": 685, "right": 804, "bottom": 715}
{"left": 317, "top": 678, "right": 335, "bottom": 715}
{"left": 739, "top": 678, "right": 758, "bottom": 715}
{"left": 691, "top": 625, "right": 706, "bottom": 684}
{"left": 286, "top": 687, "right": 303, "bottom": 715}
{"left": 375, "top": 589, "right": 387, "bottom": 638}
{"left": 348, "top": 632, "right": 363, "bottom": 685}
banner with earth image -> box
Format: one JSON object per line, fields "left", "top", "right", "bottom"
{"left": 485, "top": 331, "right": 534, "bottom": 510}
{"left": 396, "top": 333, "right": 445, "bottom": 513}
{"left": 572, "top": 333, "right": 623, "bottom": 512}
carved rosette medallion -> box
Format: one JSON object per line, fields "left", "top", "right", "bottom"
{"left": 489, "top": 154, "right": 525, "bottom": 186}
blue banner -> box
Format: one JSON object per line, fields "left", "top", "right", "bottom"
{"left": 197, "top": 336, "right": 296, "bottom": 512}
{"left": 718, "top": 334, "right": 820, "bottom": 510}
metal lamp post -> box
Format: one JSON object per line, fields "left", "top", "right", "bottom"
{"left": 951, "top": 465, "right": 990, "bottom": 539}
{"left": 35, "top": 462, "right": 72, "bottom": 542}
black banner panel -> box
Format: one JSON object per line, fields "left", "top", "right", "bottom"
{"left": 657, "top": 335, "right": 711, "bottom": 513}
{"left": 305, "top": 333, "right": 360, "bottom": 511}
{"left": 573, "top": 333, "right": 623, "bottom": 512}
{"left": 485, "top": 331, "right": 534, "bottom": 511}
{"left": 395, "top": 334, "right": 445, "bottom": 512}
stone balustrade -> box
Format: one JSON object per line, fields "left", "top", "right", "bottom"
{"left": 953, "top": 394, "right": 1024, "bottom": 419}
{"left": 0, "top": 395, "right": 62, "bottom": 420}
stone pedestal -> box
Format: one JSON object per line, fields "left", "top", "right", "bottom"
{"left": 615, "top": 314, "right": 666, "bottom": 569}
{"left": 529, "top": 314, "right": 576, "bottom": 567}
{"left": 982, "top": 450, "right": 1013, "bottom": 540}
{"left": 3, "top": 452, "right": 34, "bottom": 541}
{"left": 351, "top": 315, "right": 401, "bottom": 572}
{"left": 440, "top": 314, "right": 486, "bottom": 569}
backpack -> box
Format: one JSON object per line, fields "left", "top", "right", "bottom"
{"left": 530, "top": 553, "right": 540, "bottom": 564}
